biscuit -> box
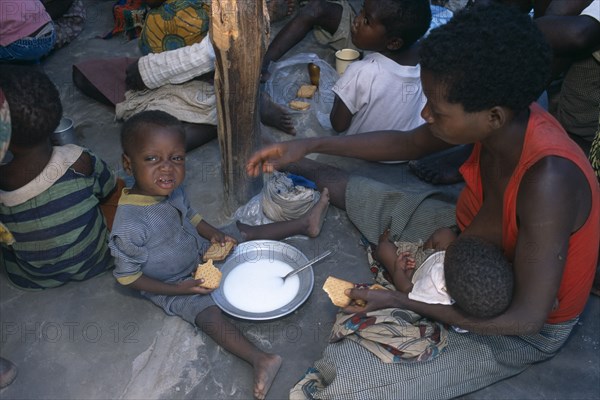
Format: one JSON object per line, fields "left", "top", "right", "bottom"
{"left": 202, "top": 241, "right": 234, "bottom": 262}
{"left": 194, "top": 259, "right": 222, "bottom": 289}
{"left": 289, "top": 100, "right": 310, "bottom": 111}
{"left": 323, "top": 276, "right": 354, "bottom": 308}
{"left": 297, "top": 84, "right": 317, "bottom": 99}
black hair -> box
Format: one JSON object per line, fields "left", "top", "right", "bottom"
{"left": 0, "top": 65, "right": 62, "bottom": 147}
{"left": 419, "top": 3, "right": 551, "bottom": 112}
{"left": 377, "top": 0, "right": 432, "bottom": 48}
{"left": 120, "top": 110, "right": 185, "bottom": 154}
{"left": 444, "top": 235, "right": 513, "bottom": 319}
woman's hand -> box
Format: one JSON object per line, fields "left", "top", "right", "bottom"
{"left": 246, "top": 141, "right": 308, "bottom": 177}
{"left": 342, "top": 287, "right": 407, "bottom": 314}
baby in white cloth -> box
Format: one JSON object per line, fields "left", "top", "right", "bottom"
{"left": 375, "top": 228, "right": 514, "bottom": 320}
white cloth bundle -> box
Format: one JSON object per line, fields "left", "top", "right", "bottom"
{"left": 261, "top": 171, "right": 319, "bottom": 221}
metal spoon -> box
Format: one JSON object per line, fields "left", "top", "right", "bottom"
{"left": 282, "top": 249, "right": 332, "bottom": 281}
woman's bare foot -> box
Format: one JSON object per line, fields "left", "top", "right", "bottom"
{"left": 408, "top": 144, "right": 472, "bottom": 185}
{"left": 253, "top": 353, "right": 283, "bottom": 400}
{"left": 260, "top": 92, "right": 296, "bottom": 135}
{"left": 267, "top": 0, "right": 297, "bottom": 22}
{"left": 302, "top": 187, "right": 330, "bottom": 237}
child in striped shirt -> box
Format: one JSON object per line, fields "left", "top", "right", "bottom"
{"left": 109, "top": 110, "right": 285, "bottom": 399}
{"left": 0, "top": 65, "right": 117, "bottom": 290}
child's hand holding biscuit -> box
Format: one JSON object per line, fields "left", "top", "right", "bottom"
{"left": 176, "top": 278, "right": 215, "bottom": 295}
{"left": 194, "top": 259, "right": 222, "bottom": 289}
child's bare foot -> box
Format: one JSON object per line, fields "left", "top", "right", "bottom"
{"left": 302, "top": 187, "right": 329, "bottom": 237}
{"left": 253, "top": 353, "right": 282, "bottom": 400}
{"left": 267, "top": 0, "right": 297, "bottom": 22}
{"left": 260, "top": 92, "right": 296, "bottom": 135}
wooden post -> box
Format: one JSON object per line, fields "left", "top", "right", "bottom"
{"left": 210, "top": 0, "right": 268, "bottom": 213}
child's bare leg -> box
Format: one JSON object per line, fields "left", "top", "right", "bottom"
{"left": 237, "top": 187, "right": 330, "bottom": 240}
{"left": 260, "top": 91, "right": 296, "bottom": 135}
{"left": 262, "top": 0, "right": 343, "bottom": 79}
{"left": 285, "top": 158, "right": 349, "bottom": 210}
{"left": 390, "top": 254, "right": 415, "bottom": 293}
{"left": 182, "top": 122, "right": 217, "bottom": 152}
{"left": 373, "top": 230, "right": 399, "bottom": 274}
{"left": 195, "top": 306, "right": 282, "bottom": 400}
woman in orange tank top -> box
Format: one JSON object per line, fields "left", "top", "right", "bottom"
{"left": 246, "top": 4, "right": 599, "bottom": 399}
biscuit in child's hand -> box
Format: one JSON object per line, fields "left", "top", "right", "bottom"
{"left": 202, "top": 241, "right": 234, "bottom": 262}
{"left": 289, "top": 100, "right": 310, "bottom": 111}
{"left": 297, "top": 84, "right": 317, "bottom": 99}
{"left": 194, "top": 259, "right": 222, "bottom": 289}
{"left": 323, "top": 276, "right": 355, "bottom": 308}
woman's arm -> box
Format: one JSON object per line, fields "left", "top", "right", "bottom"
{"left": 535, "top": 14, "right": 600, "bottom": 57}
{"left": 246, "top": 123, "right": 452, "bottom": 176}
{"left": 136, "top": 35, "right": 216, "bottom": 89}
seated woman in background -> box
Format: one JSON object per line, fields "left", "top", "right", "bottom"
{"left": 0, "top": 0, "right": 55, "bottom": 63}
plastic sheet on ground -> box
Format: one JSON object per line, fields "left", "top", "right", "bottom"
{"left": 264, "top": 53, "right": 339, "bottom": 132}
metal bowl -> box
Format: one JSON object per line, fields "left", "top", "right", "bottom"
{"left": 211, "top": 240, "right": 314, "bottom": 320}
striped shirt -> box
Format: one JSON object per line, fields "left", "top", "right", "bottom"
{"left": 110, "top": 186, "right": 204, "bottom": 285}
{"left": 109, "top": 187, "right": 214, "bottom": 324}
{"left": 0, "top": 145, "right": 116, "bottom": 290}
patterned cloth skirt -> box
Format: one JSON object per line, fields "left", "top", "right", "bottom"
{"left": 291, "top": 318, "right": 577, "bottom": 399}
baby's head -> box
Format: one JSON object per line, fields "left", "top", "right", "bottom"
{"left": 121, "top": 110, "right": 187, "bottom": 197}
{"left": 419, "top": 3, "right": 550, "bottom": 115}
{"left": 0, "top": 65, "right": 62, "bottom": 149}
{"left": 352, "top": 0, "right": 432, "bottom": 52}
{"left": 444, "top": 235, "right": 513, "bottom": 319}
{"left": 424, "top": 227, "right": 458, "bottom": 251}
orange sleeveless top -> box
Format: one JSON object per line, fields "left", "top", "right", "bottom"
{"left": 456, "top": 103, "right": 600, "bottom": 323}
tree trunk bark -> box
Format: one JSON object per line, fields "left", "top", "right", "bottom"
{"left": 210, "top": 0, "right": 269, "bottom": 214}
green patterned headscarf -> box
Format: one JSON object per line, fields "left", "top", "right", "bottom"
{"left": 138, "top": 0, "right": 210, "bottom": 55}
